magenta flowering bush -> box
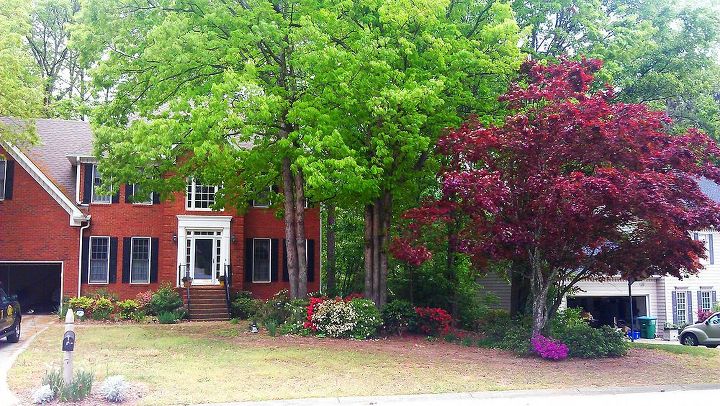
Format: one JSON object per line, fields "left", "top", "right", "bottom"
{"left": 531, "top": 334, "right": 569, "bottom": 360}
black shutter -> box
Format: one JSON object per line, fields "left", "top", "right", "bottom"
{"left": 150, "top": 238, "right": 159, "bottom": 283}
{"left": 245, "top": 239, "right": 253, "bottom": 282}
{"left": 122, "top": 237, "right": 131, "bottom": 283}
{"left": 271, "top": 239, "right": 279, "bottom": 282}
{"left": 152, "top": 192, "right": 160, "bottom": 205}
{"left": 82, "top": 164, "right": 93, "bottom": 204}
{"left": 4, "top": 160, "right": 14, "bottom": 200}
{"left": 307, "top": 239, "right": 315, "bottom": 282}
{"left": 81, "top": 237, "right": 90, "bottom": 284}
{"left": 282, "top": 240, "right": 289, "bottom": 281}
{"left": 109, "top": 237, "right": 118, "bottom": 283}
{"left": 112, "top": 188, "right": 120, "bottom": 204}
{"left": 124, "top": 184, "right": 132, "bottom": 203}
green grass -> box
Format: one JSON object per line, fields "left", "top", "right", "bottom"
{"left": 630, "top": 342, "right": 719, "bottom": 358}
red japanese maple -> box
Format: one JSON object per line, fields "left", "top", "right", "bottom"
{"left": 397, "top": 58, "right": 720, "bottom": 335}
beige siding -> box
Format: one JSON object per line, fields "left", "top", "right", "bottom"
{"left": 478, "top": 272, "right": 511, "bottom": 311}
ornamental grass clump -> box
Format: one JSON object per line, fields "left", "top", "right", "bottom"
{"left": 531, "top": 334, "right": 568, "bottom": 361}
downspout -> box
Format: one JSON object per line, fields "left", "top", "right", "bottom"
{"left": 75, "top": 157, "right": 82, "bottom": 205}
{"left": 77, "top": 220, "right": 90, "bottom": 298}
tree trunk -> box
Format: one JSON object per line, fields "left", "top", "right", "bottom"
{"left": 326, "top": 203, "right": 337, "bottom": 296}
{"left": 529, "top": 249, "right": 550, "bottom": 336}
{"left": 293, "top": 168, "right": 308, "bottom": 297}
{"left": 364, "top": 191, "right": 392, "bottom": 307}
{"left": 281, "top": 157, "right": 299, "bottom": 298}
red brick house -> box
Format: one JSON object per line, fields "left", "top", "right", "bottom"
{"left": 0, "top": 118, "right": 320, "bottom": 317}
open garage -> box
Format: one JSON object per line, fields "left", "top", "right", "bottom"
{"left": 567, "top": 295, "right": 648, "bottom": 328}
{"left": 0, "top": 262, "right": 62, "bottom": 314}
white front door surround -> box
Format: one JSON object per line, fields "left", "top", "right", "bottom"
{"left": 176, "top": 215, "right": 232, "bottom": 286}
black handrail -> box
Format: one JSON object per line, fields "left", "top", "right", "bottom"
{"left": 224, "top": 263, "right": 232, "bottom": 319}
{"left": 179, "top": 264, "right": 191, "bottom": 313}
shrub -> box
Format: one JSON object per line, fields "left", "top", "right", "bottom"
{"left": 531, "top": 334, "right": 569, "bottom": 360}
{"left": 59, "top": 370, "right": 93, "bottom": 401}
{"left": 311, "top": 299, "right": 358, "bottom": 338}
{"left": 32, "top": 384, "right": 54, "bottom": 404}
{"left": 697, "top": 308, "right": 714, "bottom": 323}
{"left": 135, "top": 290, "right": 153, "bottom": 311}
{"left": 67, "top": 296, "right": 94, "bottom": 313}
{"left": 348, "top": 298, "right": 382, "bottom": 339}
{"left": 92, "top": 297, "right": 115, "bottom": 320}
{"left": 117, "top": 299, "right": 140, "bottom": 320}
{"left": 157, "top": 310, "right": 185, "bottom": 324}
{"left": 476, "top": 313, "right": 532, "bottom": 355}
{"left": 412, "top": 307, "right": 452, "bottom": 336}
{"left": 148, "top": 284, "right": 184, "bottom": 316}
{"left": 41, "top": 368, "right": 63, "bottom": 397}
{"left": 381, "top": 300, "right": 416, "bottom": 335}
{"left": 231, "top": 291, "right": 261, "bottom": 319}
{"left": 265, "top": 320, "right": 279, "bottom": 337}
{"left": 551, "top": 321, "right": 627, "bottom": 358}
{"left": 99, "top": 375, "right": 130, "bottom": 403}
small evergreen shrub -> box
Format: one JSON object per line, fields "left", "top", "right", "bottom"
{"left": 157, "top": 310, "right": 185, "bottom": 324}
{"left": 148, "top": 284, "right": 184, "bottom": 316}
{"left": 348, "top": 298, "right": 382, "bottom": 339}
{"left": 550, "top": 308, "right": 628, "bottom": 358}
{"left": 117, "top": 299, "right": 140, "bottom": 320}
{"left": 99, "top": 375, "right": 130, "bottom": 403}
{"left": 381, "top": 300, "right": 416, "bottom": 335}
{"left": 92, "top": 297, "right": 115, "bottom": 320}
{"left": 231, "top": 291, "right": 261, "bottom": 319}
{"left": 67, "top": 296, "right": 93, "bottom": 313}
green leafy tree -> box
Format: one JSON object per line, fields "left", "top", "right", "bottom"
{"left": 0, "top": 0, "right": 42, "bottom": 144}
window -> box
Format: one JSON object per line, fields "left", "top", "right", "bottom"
{"left": 694, "top": 233, "right": 714, "bottom": 264}
{"left": 676, "top": 291, "right": 687, "bottom": 325}
{"left": 708, "top": 315, "right": 720, "bottom": 326}
{"left": 130, "top": 237, "right": 151, "bottom": 284}
{"left": 131, "top": 184, "right": 153, "bottom": 205}
{"left": 252, "top": 186, "right": 272, "bottom": 207}
{"left": 252, "top": 238, "right": 271, "bottom": 283}
{"left": 0, "top": 159, "right": 5, "bottom": 200}
{"left": 186, "top": 178, "right": 217, "bottom": 210}
{"left": 91, "top": 165, "right": 112, "bottom": 204}
{"left": 701, "top": 291, "right": 712, "bottom": 311}
{"left": 89, "top": 237, "right": 110, "bottom": 284}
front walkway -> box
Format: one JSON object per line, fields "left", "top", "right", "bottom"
{"left": 201, "top": 385, "right": 720, "bottom": 406}
{"left": 0, "top": 314, "right": 56, "bottom": 406}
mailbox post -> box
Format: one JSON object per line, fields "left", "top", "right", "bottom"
{"left": 62, "top": 308, "right": 75, "bottom": 385}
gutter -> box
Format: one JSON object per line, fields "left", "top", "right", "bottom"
{"left": 77, "top": 220, "right": 91, "bottom": 298}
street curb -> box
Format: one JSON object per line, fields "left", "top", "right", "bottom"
{"left": 0, "top": 318, "right": 55, "bottom": 406}
{"left": 197, "top": 384, "right": 720, "bottom": 406}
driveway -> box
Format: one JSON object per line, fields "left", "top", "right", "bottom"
{"left": 0, "top": 314, "right": 56, "bottom": 406}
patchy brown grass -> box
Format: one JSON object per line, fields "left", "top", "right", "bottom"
{"left": 9, "top": 322, "right": 720, "bottom": 405}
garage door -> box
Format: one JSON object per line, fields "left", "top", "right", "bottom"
{"left": 567, "top": 295, "right": 648, "bottom": 328}
{"left": 0, "top": 263, "right": 62, "bottom": 314}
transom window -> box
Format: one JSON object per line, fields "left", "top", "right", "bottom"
{"left": 701, "top": 291, "right": 712, "bottom": 312}
{"left": 0, "top": 159, "right": 6, "bottom": 200}
{"left": 89, "top": 236, "right": 110, "bottom": 284}
{"left": 253, "top": 238, "right": 271, "bottom": 283}
{"left": 186, "top": 179, "right": 217, "bottom": 210}
{"left": 131, "top": 184, "right": 153, "bottom": 205}
{"left": 91, "top": 165, "right": 112, "bottom": 204}
{"left": 676, "top": 291, "right": 687, "bottom": 325}
{"left": 130, "top": 237, "right": 151, "bottom": 284}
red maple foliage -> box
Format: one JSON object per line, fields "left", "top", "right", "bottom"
{"left": 396, "top": 58, "right": 720, "bottom": 334}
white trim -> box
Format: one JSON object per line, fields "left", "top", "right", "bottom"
{"left": 0, "top": 261, "right": 64, "bottom": 310}
{"left": 176, "top": 215, "right": 231, "bottom": 286}
{"left": 129, "top": 237, "right": 151, "bottom": 284}
{"left": 252, "top": 238, "right": 272, "bottom": 283}
{"left": 0, "top": 142, "right": 89, "bottom": 226}
{"left": 88, "top": 236, "right": 111, "bottom": 285}
{"left": 186, "top": 178, "right": 219, "bottom": 211}
{"left": 130, "top": 184, "right": 154, "bottom": 206}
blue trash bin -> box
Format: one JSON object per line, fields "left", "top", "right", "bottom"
{"left": 628, "top": 330, "right": 640, "bottom": 340}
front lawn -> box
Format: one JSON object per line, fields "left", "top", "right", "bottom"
{"left": 630, "top": 342, "right": 719, "bottom": 358}
{"left": 10, "top": 322, "right": 720, "bottom": 405}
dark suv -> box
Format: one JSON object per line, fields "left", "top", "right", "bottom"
{"left": 0, "top": 288, "right": 21, "bottom": 343}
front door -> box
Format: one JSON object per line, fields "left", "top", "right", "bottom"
{"left": 186, "top": 230, "right": 222, "bottom": 285}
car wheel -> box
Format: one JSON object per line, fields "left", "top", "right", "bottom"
{"left": 706, "top": 345, "right": 719, "bottom": 348}
{"left": 681, "top": 333, "right": 698, "bottom": 346}
{"left": 6, "top": 318, "right": 20, "bottom": 343}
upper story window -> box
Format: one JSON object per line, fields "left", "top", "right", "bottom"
{"left": 130, "top": 184, "right": 153, "bottom": 205}
{"left": 91, "top": 165, "right": 112, "bottom": 204}
{"left": 694, "top": 232, "right": 714, "bottom": 265}
{"left": 186, "top": 178, "right": 217, "bottom": 210}
{"left": 252, "top": 186, "right": 272, "bottom": 208}
{"left": 0, "top": 159, "right": 6, "bottom": 200}
{"left": 89, "top": 236, "right": 110, "bottom": 284}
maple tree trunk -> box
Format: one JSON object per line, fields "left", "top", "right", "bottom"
{"left": 281, "top": 157, "right": 299, "bottom": 298}
{"left": 529, "top": 250, "right": 550, "bottom": 336}
{"left": 364, "top": 191, "right": 392, "bottom": 307}
{"left": 326, "top": 203, "right": 337, "bottom": 295}
{"left": 293, "top": 168, "right": 308, "bottom": 297}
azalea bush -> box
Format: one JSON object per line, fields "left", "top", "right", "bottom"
{"left": 697, "top": 308, "right": 714, "bottom": 323}
{"left": 531, "top": 335, "right": 568, "bottom": 360}
{"left": 302, "top": 295, "right": 381, "bottom": 339}
{"left": 381, "top": 300, "right": 416, "bottom": 335}
{"left": 412, "top": 307, "right": 452, "bottom": 336}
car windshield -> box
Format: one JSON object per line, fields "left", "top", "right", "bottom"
{"left": 709, "top": 316, "right": 720, "bottom": 325}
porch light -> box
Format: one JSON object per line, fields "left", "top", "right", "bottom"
{"left": 231, "top": 234, "right": 237, "bottom": 243}
{"left": 172, "top": 233, "right": 177, "bottom": 242}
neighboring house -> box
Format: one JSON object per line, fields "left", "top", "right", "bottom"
{"left": 0, "top": 119, "right": 320, "bottom": 318}
{"left": 480, "top": 178, "right": 720, "bottom": 336}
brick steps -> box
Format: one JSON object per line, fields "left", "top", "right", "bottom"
{"left": 180, "top": 286, "right": 230, "bottom": 321}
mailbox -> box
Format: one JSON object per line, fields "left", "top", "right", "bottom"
{"left": 62, "top": 331, "right": 76, "bottom": 352}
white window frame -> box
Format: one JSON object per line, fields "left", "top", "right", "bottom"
{"left": 701, "top": 290, "right": 712, "bottom": 312}
{"left": 676, "top": 291, "right": 687, "bottom": 325}
{"left": 0, "top": 158, "right": 6, "bottom": 201}
{"left": 252, "top": 238, "right": 272, "bottom": 283}
{"left": 131, "top": 184, "right": 153, "bottom": 205}
{"left": 252, "top": 186, "right": 272, "bottom": 208}
{"left": 695, "top": 232, "right": 714, "bottom": 264}
{"left": 88, "top": 236, "right": 110, "bottom": 284}
{"left": 130, "top": 237, "right": 151, "bottom": 284}
{"left": 91, "top": 164, "right": 112, "bottom": 204}
{"left": 186, "top": 178, "right": 219, "bottom": 211}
